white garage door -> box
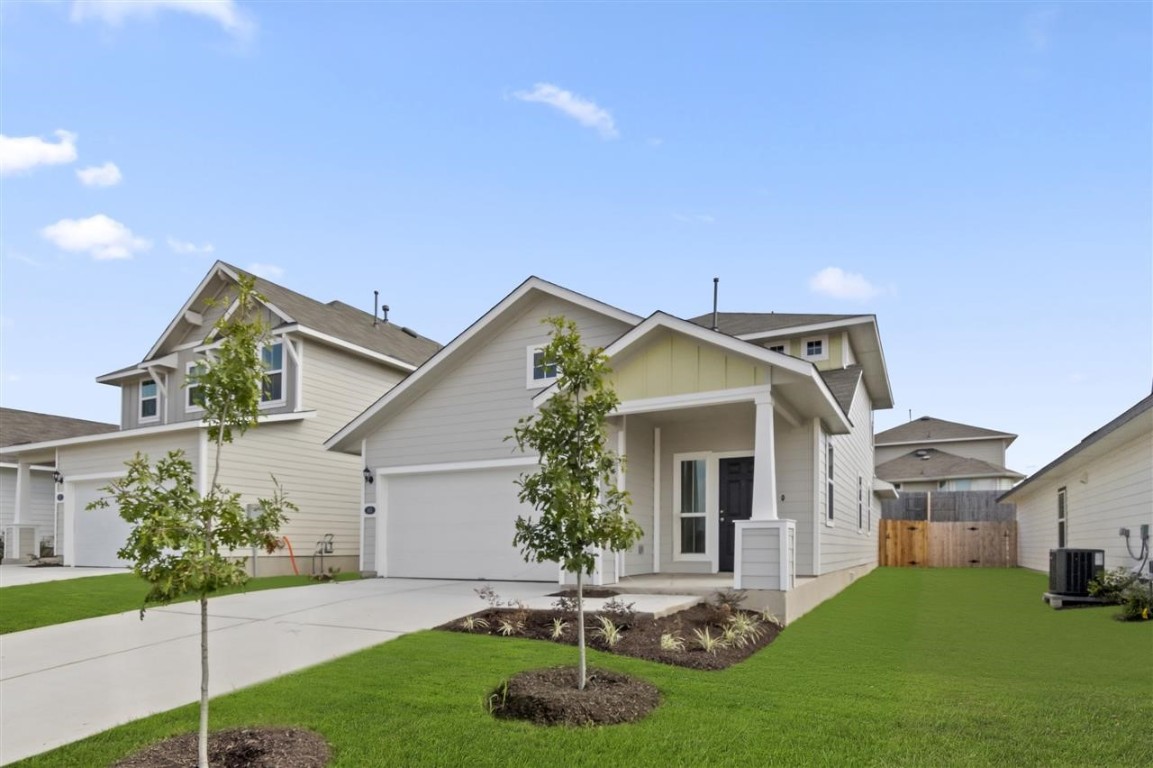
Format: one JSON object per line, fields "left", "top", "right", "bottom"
{"left": 71, "top": 481, "right": 132, "bottom": 568}
{"left": 384, "top": 467, "right": 557, "bottom": 582}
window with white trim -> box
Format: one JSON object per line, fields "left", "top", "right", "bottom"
{"left": 185, "top": 361, "right": 206, "bottom": 411}
{"left": 857, "top": 475, "right": 864, "bottom": 530}
{"left": 526, "top": 345, "right": 558, "bottom": 388}
{"left": 261, "top": 341, "right": 284, "bottom": 403}
{"left": 826, "top": 442, "right": 835, "bottom": 523}
{"left": 767, "top": 343, "right": 786, "bottom": 354}
{"left": 675, "top": 457, "right": 708, "bottom": 556}
{"left": 1057, "top": 487, "right": 1067, "bottom": 548}
{"left": 803, "top": 335, "right": 828, "bottom": 361}
{"left": 139, "top": 379, "right": 159, "bottom": 422}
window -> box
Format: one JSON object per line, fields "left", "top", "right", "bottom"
{"left": 858, "top": 475, "right": 864, "bottom": 530}
{"left": 1057, "top": 487, "right": 1067, "bottom": 548}
{"left": 768, "top": 344, "right": 786, "bottom": 354}
{"left": 139, "top": 379, "right": 159, "bottom": 422}
{"left": 185, "top": 361, "right": 206, "bottom": 411}
{"left": 261, "top": 341, "right": 284, "bottom": 403}
{"left": 526, "top": 346, "right": 558, "bottom": 388}
{"left": 676, "top": 458, "right": 707, "bottom": 556}
{"left": 826, "top": 443, "right": 835, "bottom": 523}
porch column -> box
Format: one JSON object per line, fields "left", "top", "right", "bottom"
{"left": 750, "top": 392, "right": 778, "bottom": 520}
{"left": 12, "top": 460, "right": 33, "bottom": 525}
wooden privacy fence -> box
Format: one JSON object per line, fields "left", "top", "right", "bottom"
{"left": 880, "top": 519, "right": 1018, "bottom": 567}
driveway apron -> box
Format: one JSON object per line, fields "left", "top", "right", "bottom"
{"left": 0, "top": 578, "right": 557, "bottom": 765}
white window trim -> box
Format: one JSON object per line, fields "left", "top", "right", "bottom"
{"left": 184, "top": 361, "right": 205, "bottom": 414}
{"left": 825, "top": 439, "right": 835, "bottom": 527}
{"left": 672, "top": 452, "right": 712, "bottom": 563}
{"left": 857, "top": 474, "right": 864, "bottom": 532}
{"left": 260, "top": 339, "right": 287, "bottom": 408}
{"left": 766, "top": 342, "right": 788, "bottom": 355}
{"left": 139, "top": 378, "right": 160, "bottom": 424}
{"left": 802, "top": 335, "right": 829, "bottom": 362}
{"left": 525, "top": 345, "right": 559, "bottom": 389}
{"left": 1057, "top": 486, "right": 1067, "bottom": 548}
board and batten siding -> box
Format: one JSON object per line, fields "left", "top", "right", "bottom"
{"left": 211, "top": 340, "right": 404, "bottom": 561}
{"left": 365, "top": 295, "right": 632, "bottom": 468}
{"left": 622, "top": 415, "right": 655, "bottom": 577}
{"left": 819, "top": 377, "right": 878, "bottom": 574}
{"left": 1016, "top": 430, "right": 1152, "bottom": 572}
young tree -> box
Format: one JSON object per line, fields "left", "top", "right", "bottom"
{"left": 509, "top": 316, "right": 642, "bottom": 690}
{"left": 91, "top": 276, "right": 294, "bottom": 768}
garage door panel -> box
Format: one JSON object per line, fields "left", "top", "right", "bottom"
{"left": 386, "top": 468, "right": 556, "bottom": 581}
{"left": 72, "top": 481, "right": 132, "bottom": 568}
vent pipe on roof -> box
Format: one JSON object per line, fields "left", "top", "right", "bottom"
{"left": 711, "top": 277, "right": 719, "bottom": 332}
{"left": 373, "top": 291, "right": 379, "bottom": 327}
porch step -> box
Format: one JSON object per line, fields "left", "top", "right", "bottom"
{"left": 522, "top": 593, "right": 703, "bottom": 619}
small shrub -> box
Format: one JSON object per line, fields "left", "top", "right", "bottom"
{"left": 550, "top": 617, "right": 569, "bottom": 639}
{"left": 711, "top": 589, "right": 748, "bottom": 611}
{"left": 459, "top": 615, "right": 489, "bottom": 632}
{"left": 761, "top": 609, "right": 782, "bottom": 627}
{"left": 1088, "top": 568, "right": 1133, "bottom": 604}
{"left": 693, "top": 627, "right": 726, "bottom": 655}
{"left": 660, "top": 632, "right": 686, "bottom": 652}
{"left": 497, "top": 617, "right": 523, "bottom": 636}
{"left": 551, "top": 595, "right": 580, "bottom": 613}
{"left": 593, "top": 615, "right": 623, "bottom": 647}
{"left": 475, "top": 584, "right": 501, "bottom": 608}
{"left": 1118, "top": 580, "right": 1153, "bottom": 622}
{"left": 728, "top": 612, "right": 765, "bottom": 643}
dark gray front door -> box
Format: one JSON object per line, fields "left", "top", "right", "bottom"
{"left": 719, "top": 456, "right": 755, "bottom": 572}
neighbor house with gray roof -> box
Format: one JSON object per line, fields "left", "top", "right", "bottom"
{"left": 874, "top": 416, "right": 1024, "bottom": 492}
{"left": 328, "top": 281, "right": 894, "bottom": 623}
{"left": 0, "top": 262, "right": 439, "bottom": 572}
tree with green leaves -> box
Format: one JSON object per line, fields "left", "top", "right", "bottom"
{"left": 91, "top": 276, "right": 294, "bottom": 768}
{"left": 509, "top": 316, "right": 642, "bottom": 690}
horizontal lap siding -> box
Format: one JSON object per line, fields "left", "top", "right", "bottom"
{"left": 740, "top": 527, "right": 780, "bottom": 587}
{"left": 366, "top": 296, "right": 632, "bottom": 468}
{"left": 623, "top": 417, "right": 655, "bottom": 576}
{"left": 776, "top": 417, "right": 814, "bottom": 575}
{"left": 875, "top": 439, "right": 1006, "bottom": 466}
{"left": 212, "top": 341, "right": 403, "bottom": 560}
{"left": 59, "top": 431, "right": 201, "bottom": 478}
{"left": 0, "top": 470, "right": 55, "bottom": 544}
{"left": 1016, "top": 430, "right": 1152, "bottom": 572}
{"left": 820, "top": 378, "right": 878, "bottom": 574}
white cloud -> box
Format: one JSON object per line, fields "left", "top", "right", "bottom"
{"left": 167, "top": 237, "right": 215, "bottom": 255}
{"left": 248, "top": 262, "right": 283, "bottom": 280}
{"left": 808, "top": 267, "right": 883, "bottom": 301}
{"left": 0, "top": 130, "right": 78, "bottom": 175}
{"left": 41, "top": 214, "right": 151, "bottom": 260}
{"left": 513, "top": 83, "right": 619, "bottom": 139}
{"left": 70, "top": 0, "right": 255, "bottom": 39}
{"left": 76, "top": 161, "right": 123, "bottom": 187}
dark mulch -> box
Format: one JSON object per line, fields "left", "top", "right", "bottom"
{"left": 490, "top": 666, "right": 660, "bottom": 726}
{"left": 112, "top": 727, "right": 330, "bottom": 768}
{"left": 438, "top": 602, "right": 781, "bottom": 670}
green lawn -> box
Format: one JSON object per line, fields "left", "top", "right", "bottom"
{"left": 0, "top": 571, "right": 360, "bottom": 634}
{"left": 13, "top": 568, "right": 1153, "bottom": 767}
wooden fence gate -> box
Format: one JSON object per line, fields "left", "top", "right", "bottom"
{"left": 879, "top": 519, "right": 1017, "bottom": 567}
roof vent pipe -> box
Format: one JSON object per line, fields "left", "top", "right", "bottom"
{"left": 373, "top": 290, "right": 379, "bottom": 327}
{"left": 711, "top": 277, "right": 719, "bottom": 332}
{"left": 382, "top": 304, "right": 389, "bottom": 323}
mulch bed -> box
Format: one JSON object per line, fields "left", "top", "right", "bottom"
{"left": 112, "top": 727, "right": 330, "bottom": 768}
{"left": 490, "top": 666, "right": 659, "bottom": 726}
{"left": 438, "top": 602, "right": 782, "bottom": 671}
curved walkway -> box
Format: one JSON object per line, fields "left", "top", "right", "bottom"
{"left": 0, "top": 578, "right": 557, "bottom": 765}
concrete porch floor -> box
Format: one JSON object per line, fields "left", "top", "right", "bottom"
{"left": 616, "top": 573, "right": 736, "bottom": 594}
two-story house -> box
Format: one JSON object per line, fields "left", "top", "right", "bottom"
{"left": 327, "top": 278, "right": 894, "bottom": 621}
{"left": 874, "top": 416, "right": 1024, "bottom": 493}
{"left": 0, "top": 262, "right": 439, "bottom": 573}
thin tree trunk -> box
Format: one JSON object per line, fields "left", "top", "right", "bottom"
{"left": 576, "top": 569, "right": 586, "bottom": 690}
{"left": 199, "top": 594, "right": 209, "bottom": 768}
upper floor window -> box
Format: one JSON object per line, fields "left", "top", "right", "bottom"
{"left": 803, "top": 336, "right": 828, "bottom": 361}
{"left": 767, "top": 344, "right": 786, "bottom": 354}
{"left": 140, "top": 379, "right": 159, "bottom": 422}
{"left": 526, "top": 346, "right": 558, "bottom": 388}
{"left": 186, "top": 361, "right": 207, "bottom": 411}
{"left": 826, "top": 442, "right": 835, "bottom": 523}
{"left": 262, "top": 341, "right": 284, "bottom": 403}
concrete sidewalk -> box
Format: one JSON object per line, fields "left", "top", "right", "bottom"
{"left": 0, "top": 578, "right": 557, "bottom": 765}
{"left": 0, "top": 564, "right": 130, "bottom": 588}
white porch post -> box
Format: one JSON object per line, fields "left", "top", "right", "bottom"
{"left": 750, "top": 392, "right": 778, "bottom": 520}
{"left": 13, "top": 461, "right": 32, "bottom": 525}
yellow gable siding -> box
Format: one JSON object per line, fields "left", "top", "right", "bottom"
{"left": 611, "top": 332, "right": 768, "bottom": 400}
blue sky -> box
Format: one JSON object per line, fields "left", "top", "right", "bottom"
{"left": 1, "top": 1, "right": 1150, "bottom": 475}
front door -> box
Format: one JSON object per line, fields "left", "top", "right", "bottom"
{"left": 719, "top": 457, "right": 755, "bottom": 572}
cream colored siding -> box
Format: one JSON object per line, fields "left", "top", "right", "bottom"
{"left": 820, "top": 378, "right": 878, "bottom": 573}
{"left": 775, "top": 417, "right": 815, "bottom": 575}
{"left": 59, "top": 431, "right": 201, "bottom": 478}
{"left": 611, "top": 331, "right": 770, "bottom": 401}
{"left": 622, "top": 415, "right": 655, "bottom": 577}
{"left": 212, "top": 340, "right": 403, "bottom": 561}
{"left": 0, "top": 469, "right": 55, "bottom": 550}
{"left": 1016, "top": 431, "right": 1152, "bottom": 572}
{"left": 875, "top": 439, "right": 1007, "bottom": 467}
{"left": 365, "top": 295, "right": 631, "bottom": 467}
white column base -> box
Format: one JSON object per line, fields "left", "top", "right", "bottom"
{"left": 734, "top": 519, "right": 796, "bottom": 591}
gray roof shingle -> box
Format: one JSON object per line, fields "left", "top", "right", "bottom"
{"left": 875, "top": 448, "right": 1024, "bottom": 482}
{"left": 688, "top": 312, "right": 859, "bottom": 336}
{"left": 875, "top": 416, "right": 1015, "bottom": 445}
{"left": 819, "top": 366, "right": 862, "bottom": 414}
{"left": 0, "top": 409, "right": 118, "bottom": 447}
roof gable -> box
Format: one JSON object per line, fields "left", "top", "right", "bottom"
{"left": 875, "top": 448, "right": 1025, "bottom": 482}
{"left": 876, "top": 416, "right": 1017, "bottom": 446}
{"left": 689, "top": 312, "right": 860, "bottom": 336}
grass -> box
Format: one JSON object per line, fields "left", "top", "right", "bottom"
{"left": 13, "top": 568, "right": 1153, "bottom": 767}
{"left": 0, "top": 571, "right": 360, "bottom": 634}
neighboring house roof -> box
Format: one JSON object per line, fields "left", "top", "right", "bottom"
{"left": 689, "top": 312, "right": 859, "bottom": 336}
{"left": 875, "top": 448, "right": 1025, "bottom": 483}
{"left": 819, "top": 366, "right": 863, "bottom": 414}
{"left": 0, "top": 408, "right": 118, "bottom": 447}
{"left": 1000, "top": 393, "right": 1153, "bottom": 502}
{"left": 876, "top": 415, "right": 1017, "bottom": 446}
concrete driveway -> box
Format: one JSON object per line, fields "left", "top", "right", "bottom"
{"left": 0, "top": 577, "right": 557, "bottom": 765}
{"left": 0, "top": 564, "right": 130, "bottom": 588}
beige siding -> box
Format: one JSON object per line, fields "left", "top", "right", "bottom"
{"left": 875, "top": 438, "right": 1008, "bottom": 467}
{"left": 820, "top": 378, "right": 878, "bottom": 573}
{"left": 59, "top": 430, "right": 201, "bottom": 478}
{"left": 365, "top": 295, "right": 632, "bottom": 467}
{"left": 1016, "top": 431, "right": 1153, "bottom": 572}
{"left": 776, "top": 417, "right": 815, "bottom": 575}
{"left": 611, "top": 331, "right": 769, "bottom": 401}
{"left": 212, "top": 340, "right": 403, "bottom": 561}
{"left": 622, "top": 415, "right": 655, "bottom": 577}
{"left": 0, "top": 469, "right": 55, "bottom": 552}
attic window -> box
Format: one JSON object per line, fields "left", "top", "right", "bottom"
{"left": 768, "top": 344, "right": 786, "bottom": 354}
{"left": 803, "top": 336, "right": 828, "bottom": 361}
{"left": 526, "top": 346, "right": 558, "bottom": 388}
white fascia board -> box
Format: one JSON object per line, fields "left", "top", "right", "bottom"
{"left": 735, "top": 316, "right": 874, "bottom": 341}
{"left": 876, "top": 434, "right": 1018, "bottom": 447}
{"left": 614, "top": 385, "right": 772, "bottom": 416}
{"left": 96, "top": 366, "right": 147, "bottom": 384}
{"left": 282, "top": 325, "right": 417, "bottom": 372}
{"left": 376, "top": 456, "right": 541, "bottom": 476}
{"left": 325, "top": 277, "right": 642, "bottom": 453}
{"left": 0, "top": 410, "right": 317, "bottom": 458}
